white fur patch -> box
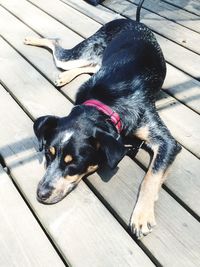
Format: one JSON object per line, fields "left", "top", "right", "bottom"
{"left": 54, "top": 58, "right": 91, "bottom": 70}
{"left": 62, "top": 131, "right": 74, "bottom": 143}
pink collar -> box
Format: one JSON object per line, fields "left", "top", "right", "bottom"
{"left": 83, "top": 99, "right": 122, "bottom": 133}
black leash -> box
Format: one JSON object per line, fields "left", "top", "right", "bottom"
{"left": 123, "top": 135, "right": 145, "bottom": 158}
{"left": 136, "top": 0, "right": 145, "bottom": 22}
{"left": 126, "top": 141, "right": 145, "bottom": 158}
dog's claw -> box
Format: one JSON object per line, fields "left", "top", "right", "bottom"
{"left": 129, "top": 206, "right": 156, "bottom": 239}
{"left": 54, "top": 74, "right": 63, "bottom": 87}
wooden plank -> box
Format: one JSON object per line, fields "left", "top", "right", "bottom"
{"left": 0, "top": 165, "right": 65, "bottom": 267}
{"left": 34, "top": 0, "right": 100, "bottom": 36}
{"left": 65, "top": 0, "right": 121, "bottom": 24}
{"left": 0, "top": 36, "right": 73, "bottom": 118}
{"left": 156, "top": 90, "right": 200, "bottom": 158}
{"left": 105, "top": 0, "right": 200, "bottom": 53}
{"left": 0, "top": 0, "right": 83, "bottom": 49}
{"left": 0, "top": 52, "right": 154, "bottom": 267}
{"left": 0, "top": 0, "right": 99, "bottom": 38}
{"left": 163, "top": 0, "right": 200, "bottom": 17}
{"left": 163, "top": 64, "right": 200, "bottom": 114}
{"left": 102, "top": 0, "right": 200, "bottom": 79}
{"left": 132, "top": 0, "right": 200, "bottom": 33}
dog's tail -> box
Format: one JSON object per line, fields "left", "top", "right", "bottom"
{"left": 136, "top": 0, "right": 145, "bottom": 22}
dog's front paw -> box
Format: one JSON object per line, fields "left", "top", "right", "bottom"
{"left": 130, "top": 203, "right": 156, "bottom": 239}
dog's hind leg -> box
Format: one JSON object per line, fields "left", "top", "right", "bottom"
{"left": 54, "top": 65, "right": 100, "bottom": 87}
{"left": 130, "top": 112, "right": 181, "bottom": 239}
{"left": 24, "top": 36, "right": 93, "bottom": 69}
{"left": 24, "top": 32, "right": 106, "bottom": 68}
{"left": 24, "top": 34, "right": 105, "bottom": 85}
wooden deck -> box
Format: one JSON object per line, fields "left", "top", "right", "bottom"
{"left": 0, "top": 0, "right": 200, "bottom": 266}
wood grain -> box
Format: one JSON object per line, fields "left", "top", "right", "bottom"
{"left": 0, "top": 165, "right": 65, "bottom": 267}
{"left": 132, "top": 0, "right": 200, "bottom": 33}
{"left": 163, "top": 0, "right": 200, "bottom": 16}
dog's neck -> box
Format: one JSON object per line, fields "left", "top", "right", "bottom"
{"left": 83, "top": 99, "right": 122, "bottom": 134}
{"left": 67, "top": 105, "right": 119, "bottom": 139}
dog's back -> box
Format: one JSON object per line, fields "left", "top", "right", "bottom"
{"left": 76, "top": 19, "right": 166, "bottom": 107}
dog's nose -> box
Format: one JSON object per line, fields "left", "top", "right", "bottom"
{"left": 37, "top": 187, "right": 52, "bottom": 202}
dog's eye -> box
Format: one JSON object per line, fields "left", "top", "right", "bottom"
{"left": 49, "top": 146, "right": 56, "bottom": 156}
{"left": 64, "top": 154, "right": 73, "bottom": 164}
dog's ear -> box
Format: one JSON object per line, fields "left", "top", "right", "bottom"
{"left": 93, "top": 128, "right": 127, "bottom": 169}
{"left": 33, "top": 115, "right": 59, "bottom": 151}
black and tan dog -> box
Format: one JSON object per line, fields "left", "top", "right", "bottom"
{"left": 24, "top": 18, "right": 181, "bottom": 238}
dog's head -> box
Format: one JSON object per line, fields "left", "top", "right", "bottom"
{"left": 34, "top": 106, "right": 126, "bottom": 204}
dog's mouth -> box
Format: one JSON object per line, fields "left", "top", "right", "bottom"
{"left": 37, "top": 165, "right": 99, "bottom": 204}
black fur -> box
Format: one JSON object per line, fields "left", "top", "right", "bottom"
{"left": 84, "top": 0, "right": 104, "bottom": 6}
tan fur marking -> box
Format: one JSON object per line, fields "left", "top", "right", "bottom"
{"left": 49, "top": 146, "right": 55, "bottom": 155}
{"left": 96, "top": 142, "right": 100, "bottom": 150}
{"left": 139, "top": 170, "right": 164, "bottom": 202}
{"left": 64, "top": 155, "right": 73, "bottom": 164}
{"left": 134, "top": 126, "right": 150, "bottom": 141}
{"left": 65, "top": 175, "right": 79, "bottom": 182}
{"left": 87, "top": 165, "right": 98, "bottom": 173}
{"left": 48, "top": 178, "right": 69, "bottom": 202}
{"left": 130, "top": 144, "right": 166, "bottom": 238}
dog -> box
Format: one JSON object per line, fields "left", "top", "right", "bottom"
{"left": 24, "top": 17, "right": 181, "bottom": 238}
